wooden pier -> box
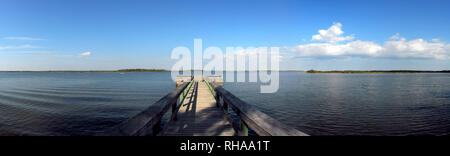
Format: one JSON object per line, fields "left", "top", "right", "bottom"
{"left": 106, "top": 75, "right": 308, "bottom": 136}
{"left": 162, "top": 81, "right": 235, "bottom": 136}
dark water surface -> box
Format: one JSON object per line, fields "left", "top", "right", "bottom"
{"left": 0, "top": 72, "right": 173, "bottom": 135}
{"left": 0, "top": 72, "right": 449, "bottom": 135}
{"left": 225, "top": 72, "right": 450, "bottom": 136}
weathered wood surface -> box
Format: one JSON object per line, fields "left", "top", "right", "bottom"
{"left": 106, "top": 82, "right": 190, "bottom": 136}
{"left": 210, "top": 82, "right": 309, "bottom": 136}
{"left": 161, "top": 81, "right": 236, "bottom": 136}
{"left": 105, "top": 75, "right": 307, "bottom": 136}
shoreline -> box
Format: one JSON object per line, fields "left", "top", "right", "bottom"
{"left": 1, "top": 70, "right": 449, "bottom": 74}
{"left": 0, "top": 69, "right": 170, "bottom": 73}
{"left": 306, "top": 70, "right": 450, "bottom": 74}
{"left": 0, "top": 70, "right": 304, "bottom": 73}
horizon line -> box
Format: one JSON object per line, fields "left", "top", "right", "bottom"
{"left": 1, "top": 69, "right": 450, "bottom": 72}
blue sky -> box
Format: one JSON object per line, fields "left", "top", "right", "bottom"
{"left": 1, "top": 0, "right": 450, "bottom": 70}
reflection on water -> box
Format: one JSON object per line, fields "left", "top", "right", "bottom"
{"left": 0, "top": 72, "right": 174, "bottom": 135}
{"left": 224, "top": 72, "right": 450, "bottom": 136}
{"left": 0, "top": 72, "right": 449, "bottom": 135}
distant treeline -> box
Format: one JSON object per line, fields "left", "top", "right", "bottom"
{"left": 2, "top": 69, "right": 170, "bottom": 73}
{"left": 117, "top": 69, "right": 169, "bottom": 72}
{"left": 306, "top": 70, "right": 450, "bottom": 74}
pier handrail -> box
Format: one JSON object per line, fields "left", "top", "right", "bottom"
{"left": 106, "top": 77, "right": 194, "bottom": 136}
{"left": 207, "top": 81, "right": 308, "bottom": 136}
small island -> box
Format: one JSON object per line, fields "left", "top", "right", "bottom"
{"left": 306, "top": 70, "right": 450, "bottom": 74}
{"left": 116, "top": 69, "right": 169, "bottom": 72}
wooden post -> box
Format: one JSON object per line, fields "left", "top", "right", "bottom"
{"left": 235, "top": 109, "right": 248, "bottom": 136}
{"left": 223, "top": 99, "right": 228, "bottom": 122}
{"left": 240, "top": 120, "right": 249, "bottom": 136}
{"left": 215, "top": 92, "right": 220, "bottom": 107}
{"left": 152, "top": 120, "right": 162, "bottom": 136}
{"left": 172, "top": 101, "right": 178, "bottom": 121}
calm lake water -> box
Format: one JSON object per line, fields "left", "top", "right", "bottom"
{"left": 0, "top": 72, "right": 449, "bottom": 135}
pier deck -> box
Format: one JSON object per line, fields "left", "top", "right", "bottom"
{"left": 107, "top": 75, "right": 307, "bottom": 136}
{"left": 162, "top": 81, "right": 236, "bottom": 136}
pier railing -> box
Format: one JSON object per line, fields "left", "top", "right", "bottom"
{"left": 106, "top": 77, "right": 194, "bottom": 136}
{"left": 106, "top": 75, "right": 307, "bottom": 136}
{"left": 206, "top": 81, "right": 309, "bottom": 136}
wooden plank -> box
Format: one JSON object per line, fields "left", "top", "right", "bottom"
{"left": 210, "top": 82, "right": 308, "bottom": 136}
{"left": 161, "top": 80, "right": 236, "bottom": 136}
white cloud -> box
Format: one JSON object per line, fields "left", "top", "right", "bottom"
{"left": 291, "top": 23, "right": 450, "bottom": 60}
{"left": 292, "top": 40, "right": 382, "bottom": 57}
{"left": 3, "top": 37, "right": 45, "bottom": 41}
{"left": 14, "top": 51, "right": 53, "bottom": 55}
{"left": 0, "top": 44, "right": 40, "bottom": 50}
{"left": 382, "top": 36, "right": 450, "bottom": 60}
{"left": 311, "top": 22, "right": 354, "bottom": 44}
{"left": 390, "top": 33, "right": 401, "bottom": 40}
{"left": 78, "top": 51, "right": 92, "bottom": 58}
